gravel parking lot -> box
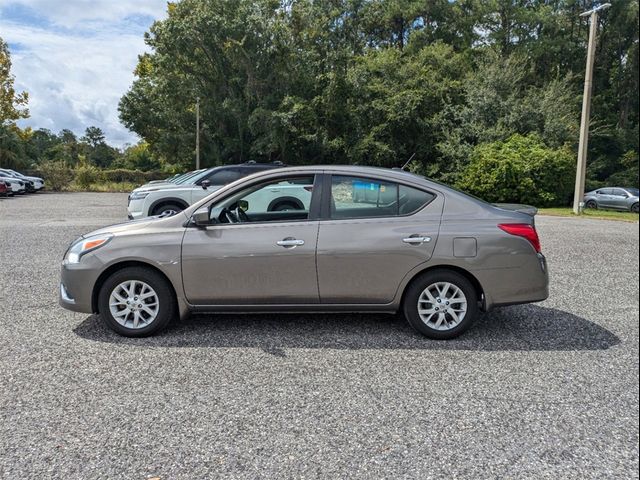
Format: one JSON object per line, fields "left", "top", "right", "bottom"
{"left": 1, "top": 192, "right": 638, "bottom": 479}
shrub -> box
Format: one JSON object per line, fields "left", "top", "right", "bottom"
{"left": 38, "top": 161, "right": 74, "bottom": 191}
{"left": 102, "top": 169, "right": 165, "bottom": 184}
{"left": 74, "top": 165, "right": 103, "bottom": 189}
{"left": 456, "top": 134, "right": 575, "bottom": 207}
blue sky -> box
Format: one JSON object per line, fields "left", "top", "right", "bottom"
{"left": 0, "top": 0, "right": 168, "bottom": 147}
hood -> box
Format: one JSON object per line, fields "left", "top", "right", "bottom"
{"left": 492, "top": 203, "right": 538, "bottom": 217}
{"left": 81, "top": 211, "right": 189, "bottom": 238}
{"left": 132, "top": 182, "right": 185, "bottom": 193}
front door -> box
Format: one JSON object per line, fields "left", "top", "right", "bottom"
{"left": 181, "top": 175, "right": 320, "bottom": 305}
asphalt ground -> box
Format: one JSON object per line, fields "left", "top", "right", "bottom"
{"left": 0, "top": 192, "right": 638, "bottom": 479}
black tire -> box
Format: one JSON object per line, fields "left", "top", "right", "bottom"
{"left": 271, "top": 201, "right": 302, "bottom": 212}
{"left": 402, "top": 269, "right": 479, "bottom": 340}
{"left": 152, "top": 203, "right": 183, "bottom": 217}
{"left": 98, "top": 266, "right": 176, "bottom": 337}
{"left": 585, "top": 200, "right": 598, "bottom": 209}
{"left": 632, "top": 203, "right": 639, "bottom": 214}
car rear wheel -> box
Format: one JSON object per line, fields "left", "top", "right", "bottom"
{"left": 152, "top": 203, "right": 183, "bottom": 217}
{"left": 585, "top": 200, "right": 598, "bottom": 209}
{"left": 98, "top": 267, "right": 176, "bottom": 337}
{"left": 403, "top": 270, "right": 479, "bottom": 339}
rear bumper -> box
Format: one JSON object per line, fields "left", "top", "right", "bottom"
{"left": 476, "top": 253, "right": 549, "bottom": 311}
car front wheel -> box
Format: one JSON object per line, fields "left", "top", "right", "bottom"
{"left": 98, "top": 266, "right": 176, "bottom": 337}
{"left": 152, "top": 203, "right": 183, "bottom": 217}
{"left": 403, "top": 270, "right": 479, "bottom": 339}
{"left": 632, "top": 203, "right": 639, "bottom": 214}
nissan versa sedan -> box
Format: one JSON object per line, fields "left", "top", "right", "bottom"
{"left": 59, "top": 166, "right": 549, "bottom": 339}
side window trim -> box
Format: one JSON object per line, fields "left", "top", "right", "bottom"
{"left": 321, "top": 174, "right": 436, "bottom": 221}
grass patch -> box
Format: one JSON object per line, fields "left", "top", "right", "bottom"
{"left": 539, "top": 207, "right": 639, "bottom": 222}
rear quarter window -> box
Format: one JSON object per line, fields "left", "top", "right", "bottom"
{"left": 399, "top": 185, "right": 435, "bottom": 215}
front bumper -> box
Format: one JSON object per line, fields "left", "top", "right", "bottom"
{"left": 59, "top": 260, "right": 103, "bottom": 314}
{"left": 127, "top": 198, "right": 146, "bottom": 220}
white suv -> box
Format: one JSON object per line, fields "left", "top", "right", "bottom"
{"left": 127, "top": 162, "right": 284, "bottom": 219}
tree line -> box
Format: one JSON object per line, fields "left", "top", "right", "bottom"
{"left": 119, "top": 0, "right": 638, "bottom": 203}
{"left": 2, "top": 1, "right": 639, "bottom": 205}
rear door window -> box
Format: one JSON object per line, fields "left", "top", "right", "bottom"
{"left": 330, "top": 176, "right": 434, "bottom": 219}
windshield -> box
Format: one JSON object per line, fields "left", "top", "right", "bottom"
{"left": 174, "top": 169, "right": 206, "bottom": 185}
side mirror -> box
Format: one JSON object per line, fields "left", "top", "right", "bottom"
{"left": 201, "top": 180, "right": 211, "bottom": 190}
{"left": 192, "top": 207, "right": 212, "bottom": 226}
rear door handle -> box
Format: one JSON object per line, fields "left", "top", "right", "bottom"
{"left": 277, "top": 238, "right": 305, "bottom": 247}
{"left": 402, "top": 236, "right": 431, "bottom": 245}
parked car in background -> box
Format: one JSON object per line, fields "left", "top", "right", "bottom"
{"left": 0, "top": 175, "right": 25, "bottom": 195}
{"left": 583, "top": 187, "right": 639, "bottom": 213}
{"left": 60, "top": 165, "right": 549, "bottom": 340}
{"left": 127, "top": 161, "right": 285, "bottom": 219}
{"left": 0, "top": 168, "right": 44, "bottom": 191}
{"left": 0, "top": 179, "right": 9, "bottom": 197}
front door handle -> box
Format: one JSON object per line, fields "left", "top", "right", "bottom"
{"left": 277, "top": 238, "right": 305, "bottom": 248}
{"left": 402, "top": 236, "right": 431, "bottom": 245}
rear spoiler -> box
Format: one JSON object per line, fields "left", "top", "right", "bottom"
{"left": 492, "top": 203, "right": 538, "bottom": 217}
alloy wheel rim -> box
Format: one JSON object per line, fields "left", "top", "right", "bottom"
{"left": 417, "top": 282, "right": 467, "bottom": 331}
{"left": 109, "top": 280, "right": 159, "bottom": 329}
{"left": 159, "top": 209, "right": 178, "bottom": 217}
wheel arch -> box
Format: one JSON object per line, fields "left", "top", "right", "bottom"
{"left": 399, "top": 264, "right": 486, "bottom": 311}
{"left": 267, "top": 196, "right": 304, "bottom": 211}
{"left": 148, "top": 197, "right": 189, "bottom": 216}
{"left": 91, "top": 260, "right": 178, "bottom": 313}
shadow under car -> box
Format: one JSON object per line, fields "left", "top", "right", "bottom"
{"left": 73, "top": 304, "right": 620, "bottom": 354}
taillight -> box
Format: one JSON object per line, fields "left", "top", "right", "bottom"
{"left": 498, "top": 223, "right": 541, "bottom": 253}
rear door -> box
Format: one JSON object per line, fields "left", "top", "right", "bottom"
{"left": 611, "top": 189, "right": 629, "bottom": 210}
{"left": 316, "top": 174, "right": 443, "bottom": 304}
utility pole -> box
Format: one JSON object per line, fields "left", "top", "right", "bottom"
{"left": 195, "top": 97, "right": 200, "bottom": 170}
{"left": 573, "top": 3, "right": 611, "bottom": 214}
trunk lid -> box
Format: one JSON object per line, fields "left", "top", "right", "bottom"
{"left": 492, "top": 203, "right": 538, "bottom": 217}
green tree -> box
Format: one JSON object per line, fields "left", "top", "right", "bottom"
{"left": 0, "top": 36, "right": 28, "bottom": 124}
{"left": 457, "top": 134, "right": 576, "bottom": 207}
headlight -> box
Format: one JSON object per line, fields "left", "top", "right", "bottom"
{"left": 129, "top": 191, "right": 150, "bottom": 201}
{"left": 66, "top": 234, "right": 113, "bottom": 264}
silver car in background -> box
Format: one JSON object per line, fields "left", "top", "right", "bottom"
{"left": 59, "top": 166, "right": 549, "bottom": 339}
{"left": 584, "top": 187, "right": 639, "bottom": 213}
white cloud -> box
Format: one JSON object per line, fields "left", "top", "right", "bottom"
{"left": 4, "top": 0, "right": 167, "bottom": 28}
{"left": 0, "top": 1, "right": 167, "bottom": 147}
